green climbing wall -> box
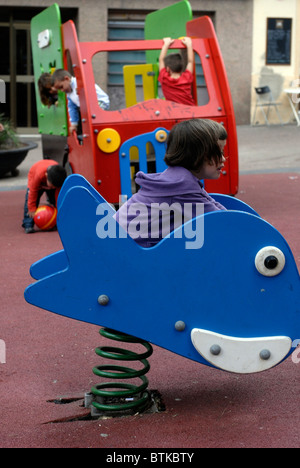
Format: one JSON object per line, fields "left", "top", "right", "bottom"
{"left": 31, "top": 3, "right": 68, "bottom": 136}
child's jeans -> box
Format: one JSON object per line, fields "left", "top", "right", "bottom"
{"left": 22, "top": 188, "right": 56, "bottom": 229}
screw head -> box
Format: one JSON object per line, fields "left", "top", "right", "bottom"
{"left": 210, "top": 344, "right": 221, "bottom": 356}
{"left": 174, "top": 321, "right": 186, "bottom": 331}
{"left": 98, "top": 294, "right": 109, "bottom": 305}
{"left": 260, "top": 349, "right": 271, "bottom": 360}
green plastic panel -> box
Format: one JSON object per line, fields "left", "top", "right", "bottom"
{"left": 31, "top": 4, "right": 68, "bottom": 136}
{"left": 144, "top": 0, "right": 193, "bottom": 65}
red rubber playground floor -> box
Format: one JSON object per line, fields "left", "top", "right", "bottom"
{"left": 0, "top": 172, "right": 300, "bottom": 449}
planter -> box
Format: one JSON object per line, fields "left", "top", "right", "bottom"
{"left": 0, "top": 141, "right": 38, "bottom": 177}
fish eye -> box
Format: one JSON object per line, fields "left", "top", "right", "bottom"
{"left": 255, "top": 246, "right": 285, "bottom": 277}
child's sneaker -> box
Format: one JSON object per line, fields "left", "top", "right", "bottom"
{"left": 25, "top": 227, "right": 35, "bottom": 234}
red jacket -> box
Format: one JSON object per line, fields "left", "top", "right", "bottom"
{"left": 27, "top": 159, "right": 59, "bottom": 212}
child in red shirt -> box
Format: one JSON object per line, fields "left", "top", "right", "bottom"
{"left": 22, "top": 159, "right": 66, "bottom": 233}
{"left": 158, "top": 37, "right": 196, "bottom": 106}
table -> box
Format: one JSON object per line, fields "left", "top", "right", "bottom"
{"left": 284, "top": 87, "right": 300, "bottom": 126}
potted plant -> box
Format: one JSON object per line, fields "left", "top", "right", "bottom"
{"left": 0, "top": 113, "right": 38, "bottom": 177}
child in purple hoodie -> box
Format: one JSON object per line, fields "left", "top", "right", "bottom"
{"left": 116, "top": 119, "right": 227, "bottom": 248}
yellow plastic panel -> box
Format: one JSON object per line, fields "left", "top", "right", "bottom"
{"left": 123, "top": 64, "right": 156, "bottom": 107}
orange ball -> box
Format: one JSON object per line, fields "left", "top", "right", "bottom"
{"left": 34, "top": 205, "right": 57, "bottom": 231}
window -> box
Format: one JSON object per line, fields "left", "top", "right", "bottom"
{"left": 108, "top": 20, "right": 146, "bottom": 86}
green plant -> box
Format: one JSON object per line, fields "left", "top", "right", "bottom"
{"left": 0, "top": 113, "right": 22, "bottom": 149}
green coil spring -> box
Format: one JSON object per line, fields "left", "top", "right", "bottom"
{"left": 91, "top": 328, "right": 153, "bottom": 414}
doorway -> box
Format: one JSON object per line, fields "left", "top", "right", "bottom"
{"left": 0, "top": 18, "right": 36, "bottom": 130}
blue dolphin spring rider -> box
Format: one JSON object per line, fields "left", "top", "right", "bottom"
{"left": 24, "top": 174, "right": 300, "bottom": 415}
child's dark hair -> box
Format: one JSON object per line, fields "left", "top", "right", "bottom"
{"left": 212, "top": 120, "right": 228, "bottom": 141}
{"left": 38, "top": 73, "right": 57, "bottom": 106}
{"left": 164, "top": 53, "right": 183, "bottom": 73}
{"left": 47, "top": 165, "right": 67, "bottom": 188}
{"left": 52, "top": 68, "right": 72, "bottom": 82}
{"left": 164, "top": 119, "right": 227, "bottom": 171}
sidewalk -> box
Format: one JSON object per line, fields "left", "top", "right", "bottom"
{"left": 0, "top": 124, "right": 299, "bottom": 191}
{"left": 237, "top": 124, "right": 300, "bottom": 175}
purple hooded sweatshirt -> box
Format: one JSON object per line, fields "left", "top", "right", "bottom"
{"left": 115, "top": 166, "right": 226, "bottom": 248}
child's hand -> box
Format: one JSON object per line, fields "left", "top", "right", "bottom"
{"left": 0, "top": 123, "right": 4, "bottom": 132}
{"left": 69, "top": 124, "right": 78, "bottom": 134}
{"left": 181, "top": 37, "right": 192, "bottom": 47}
{"left": 163, "top": 37, "right": 174, "bottom": 47}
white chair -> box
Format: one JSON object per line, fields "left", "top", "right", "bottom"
{"left": 252, "top": 86, "right": 284, "bottom": 125}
